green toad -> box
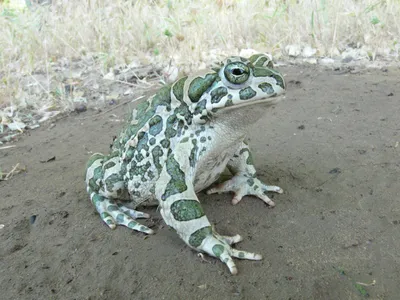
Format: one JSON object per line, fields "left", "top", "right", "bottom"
{"left": 85, "top": 54, "right": 286, "bottom": 274}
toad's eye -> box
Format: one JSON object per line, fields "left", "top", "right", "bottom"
{"left": 224, "top": 62, "right": 250, "bottom": 84}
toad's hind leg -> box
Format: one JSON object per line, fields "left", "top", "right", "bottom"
{"left": 85, "top": 153, "right": 154, "bottom": 234}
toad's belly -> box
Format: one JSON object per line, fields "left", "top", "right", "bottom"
{"left": 194, "top": 149, "right": 235, "bottom": 192}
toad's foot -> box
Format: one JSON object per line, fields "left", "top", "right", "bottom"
{"left": 200, "top": 232, "right": 262, "bottom": 275}
{"left": 92, "top": 195, "right": 154, "bottom": 234}
{"left": 207, "top": 175, "right": 283, "bottom": 207}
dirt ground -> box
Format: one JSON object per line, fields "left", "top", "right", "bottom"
{"left": 1, "top": 64, "right": 399, "bottom": 300}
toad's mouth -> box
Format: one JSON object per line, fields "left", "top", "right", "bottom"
{"left": 216, "top": 94, "right": 285, "bottom": 113}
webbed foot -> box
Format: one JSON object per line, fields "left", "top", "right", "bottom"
{"left": 199, "top": 231, "right": 262, "bottom": 275}
{"left": 91, "top": 194, "right": 154, "bottom": 234}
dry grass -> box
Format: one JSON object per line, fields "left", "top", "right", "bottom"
{"left": 0, "top": 0, "right": 399, "bottom": 112}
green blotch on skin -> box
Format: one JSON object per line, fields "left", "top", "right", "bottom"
{"left": 88, "top": 166, "right": 104, "bottom": 191}
{"left": 160, "top": 139, "right": 170, "bottom": 148}
{"left": 200, "top": 136, "right": 207, "bottom": 143}
{"left": 149, "top": 115, "right": 163, "bottom": 136}
{"left": 273, "top": 74, "right": 285, "bottom": 89}
{"left": 253, "top": 68, "right": 285, "bottom": 89}
{"left": 172, "top": 77, "right": 187, "bottom": 102}
{"left": 147, "top": 170, "right": 155, "bottom": 180}
{"left": 116, "top": 213, "right": 125, "bottom": 223}
{"left": 105, "top": 173, "right": 123, "bottom": 192}
{"left": 253, "top": 68, "right": 275, "bottom": 78}
{"left": 136, "top": 132, "right": 149, "bottom": 152}
{"left": 140, "top": 226, "right": 149, "bottom": 232}
{"left": 177, "top": 121, "right": 185, "bottom": 136}
{"left": 175, "top": 104, "right": 192, "bottom": 124}
{"left": 152, "top": 146, "right": 164, "bottom": 173}
{"left": 195, "top": 125, "right": 205, "bottom": 136}
{"left": 238, "top": 251, "right": 245, "bottom": 258}
{"left": 193, "top": 99, "right": 207, "bottom": 116}
{"left": 189, "top": 139, "right": 198, "bottom": 168}
{"left": 101, "top": 212, "right": 112, "bottom": 220}
{"left": 246, "top": 152, "right": 254, "bottom": 165}
{"left": 120, "top": 163, "right": 127, "bottom": 175}
{"left": 170, "top": 199, "right": 205, "bottom": 221}
{"left": 135, "top": 153, "right": 144, "bottom": 161}
{"left": 108, "top": 152, "right": 120, "bottom": 160}
{"left": 188, "top": 74, "right": 217, "bottom": 103}
{"left": 127, "top": 221, "right": 138, "bottom": 229}
{"left": 210, "top": 86, "right": 228, "bottom": 104}
{"left": 152, "top": 84, "right": 172, "bottom": 106}
{"left": 161, "top": 155, "right": 188, "bottom": 200}
{"left": 239, "top": 87, "right": 256, "bottom": 100}
{"left": 107, "top": 205, "right": 119, "bottom": 211}
{"left": 149, "top": 137, "right": 156, "bottom": 145}
{"left": 132, "top": 190, "right": 141, "bottom": 197}
{"left": 165, "top": 114, "right": 177, "bottom": 139}
{"left": 247, "top": 178, "right": 254, "bottom": 186}
{"left": 239, "top": 148, "right": 254, "bottom": 165}
{"left": 91, "top": 194, "right": 104, "bottom": 206}
{"left": 199, "top": 146, "right": 207, "bottom": 156}
{"left": 129, "top": 161, "right": 151, "bottom": 178}
{"left": 249, "top": 54, "right": 274, "bottom": 68}
{"left": 212, "top": 244, "right": 225, "bottom": 258}
{"left": 225, "top": 98, "right": 234, "bottom": 107}
{"left": 181, "top": 137, "right": 189, "bottom": 143}
{"left": 103, "top": 161, "right": 116, "bottom": 170}
{"left": 258, "top": 82, "right": 275, "bottom": 95}
{"left": 188, "top": 226, "right": 212, "bottom": 247}
{"left": 91, "top": 165, "right": 103, "bottom": 181}
{"left": 254, "top": 185, "right": 259, "bottom": 190}
{"left": 86, "top": 154, "right": 103, "bottom": 169}
{"left": 124, "top": 148, "right": 135, "bottom": 161}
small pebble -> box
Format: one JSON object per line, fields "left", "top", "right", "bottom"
{"left": 75, "top": 104, "right": 87, "bottom": 113}
{"left": 329, "top": 168, "right": 341, "bottom": 174}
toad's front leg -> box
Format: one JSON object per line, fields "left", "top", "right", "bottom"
{"left": 207, "top": 142, "right": 283, "bottom": 206}
{"left": 155, "top": 142, "right": 262, "bottom": 275}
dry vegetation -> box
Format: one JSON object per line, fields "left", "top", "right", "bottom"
{"left": 0, "top": 0, "right": 399, "bottom": 128}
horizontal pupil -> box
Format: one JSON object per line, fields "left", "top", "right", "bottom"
{"left": 232, "top": 68, "right": 243, "bottom": 75}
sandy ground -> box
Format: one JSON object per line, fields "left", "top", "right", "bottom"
{"left": 1, "top": 64, "right": 399, "bottom": 300}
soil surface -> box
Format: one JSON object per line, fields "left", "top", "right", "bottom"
{"left": 1, "top": 65, "right": 400, "bottom": 300}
